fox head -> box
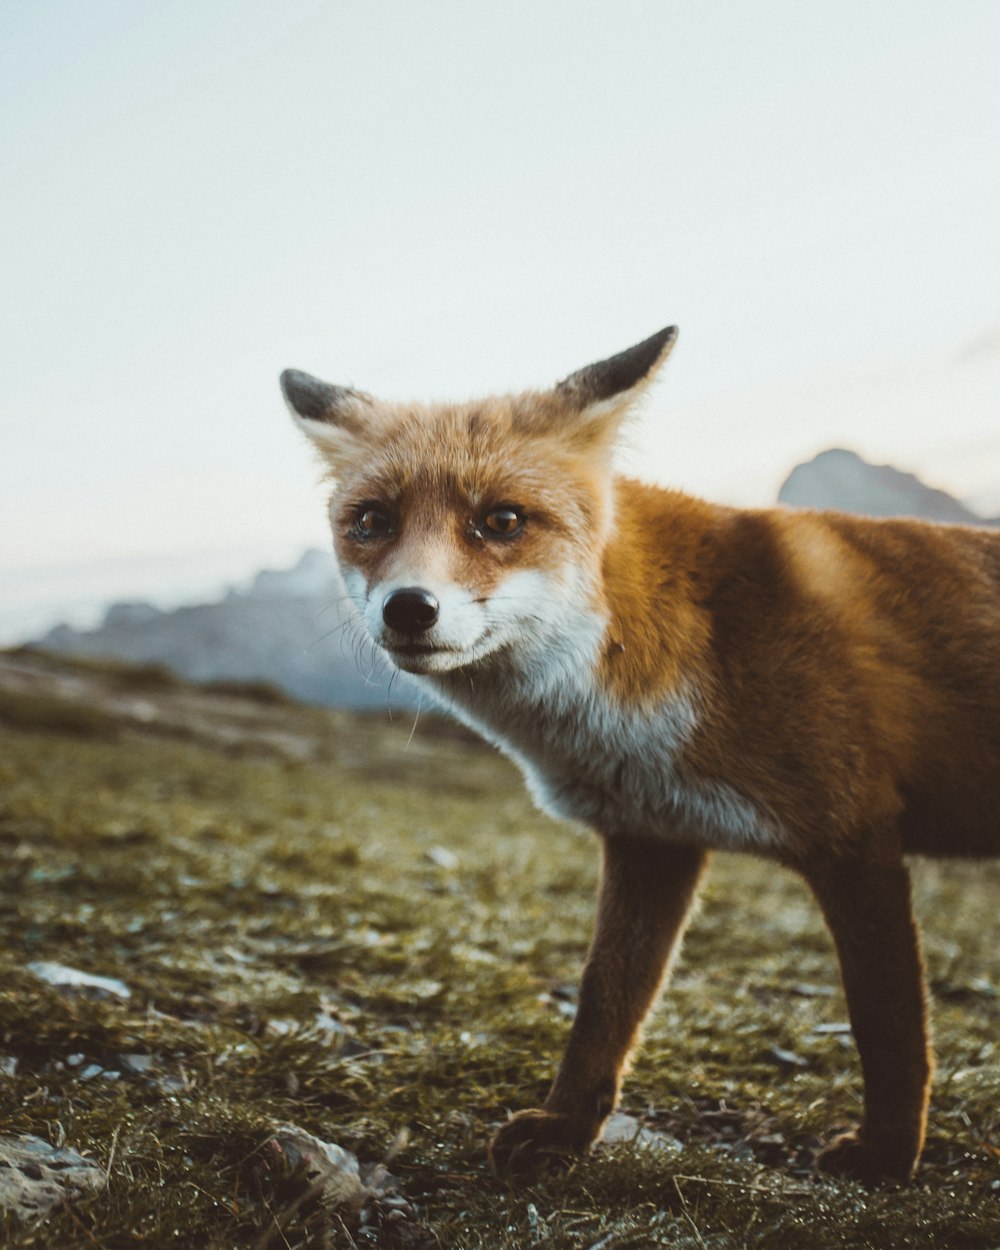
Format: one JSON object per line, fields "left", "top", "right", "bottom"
{"left": 281, "top": 328, "right": 677, "bottom": 678}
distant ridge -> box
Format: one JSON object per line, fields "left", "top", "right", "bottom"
{"left": 778, "top": 448, "right": 999, "bottom": 526}
{"left": 40, "top": 549, "right": 420, "bottom": 710}
{"left": 36, "top": 452, "right": 998, "bottom": 708}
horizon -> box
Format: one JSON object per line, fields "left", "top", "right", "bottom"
{"left": 5, "top": 432, "right": 997, "bottom": 647}
{"left": 3, "top": 2, "right": 1000, "bottom": 637}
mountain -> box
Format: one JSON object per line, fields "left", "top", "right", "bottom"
{"left": 778, "top": 448, "right": 999, "bottom": 525}
{"left": 628, "top": 321, "right": 1000, "bottom": 514}
{"left": 39, "top": 549, "right": 420, "bottom": 710}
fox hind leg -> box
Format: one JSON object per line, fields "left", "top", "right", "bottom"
{"left": 801, "top": 847, "right": 932, "bottom": 1186}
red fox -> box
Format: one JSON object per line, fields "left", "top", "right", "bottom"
{"left": 281, "top": 328, "right": 1000, "bottom": 1186}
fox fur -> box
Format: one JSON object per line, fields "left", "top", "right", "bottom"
{"left": 281, "top": 327, "right": 1000, "bottom": 1186}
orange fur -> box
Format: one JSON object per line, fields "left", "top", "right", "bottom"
{"left": 282, "top": 328, "right": 1000, "bottom": 1186}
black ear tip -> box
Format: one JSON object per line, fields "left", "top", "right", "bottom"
{"left": 651, "top": 325, "right": 679, "bottom": 353}
{"left": 279, "top": 368, "right": 309, "bottom": 398}
{"left": 629, "top": 325, "right": 680, "bottom": 376}
{"left": 555, "top": 324, "right": 679, "bottom": 407}
{"left": 279, "top": 369, "right": 298, "bottom": 401}
{"left": 280, "top": 368, "right": 335, "bottom": 422}
{"left": 280, "top": 370, "right": 372, "bottom": 426}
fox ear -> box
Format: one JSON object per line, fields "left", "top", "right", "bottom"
{"left": 555, "top": 326, "right": 678, "bottom": 421}
{"left": 280, "top": 369, "right": 375, "bottom": 453}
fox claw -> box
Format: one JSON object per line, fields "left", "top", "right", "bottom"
{"left": 488, "top": 1109, "right": 595, "bottom": 1175}
{"left": 817, "top": 1130, "right": 916, "bottom": 1187}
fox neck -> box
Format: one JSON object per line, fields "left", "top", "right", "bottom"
{"left": 416, "top": 481, "right": 742, "bottom": 841}
{"left": 595, "top": 480, "right": 718, "bottom": 707}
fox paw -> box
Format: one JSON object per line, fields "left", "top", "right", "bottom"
{"left": 817, "top": 1130, "right": 916, "bottom": 1187}
{"left": 488, "top": 1109, "right": 595, "bottom": 1175}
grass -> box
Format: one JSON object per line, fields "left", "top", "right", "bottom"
{"left": 0, "top": 648, "right": 997, "bottom": 1248}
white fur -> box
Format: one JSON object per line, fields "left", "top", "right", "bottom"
{"left": 289, "top": 410, "right": 362, "bottom": 456}
{"left": 577, "top": 392, "right": 633, "bottom": 422}
{"left": 435, "top": 666, "right": 779, "bottom": 853}
{"left": 364, "top": 565, "right": 785, "bottom": 852}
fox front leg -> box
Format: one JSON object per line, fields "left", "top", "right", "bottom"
{"left": 489, "top": 836, "right": 708, "bottom": 1172}
{"left": 802, "top": 848, "right": 933, "bottom": 1185}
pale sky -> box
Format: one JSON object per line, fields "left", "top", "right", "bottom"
{"left": 2, "top": 1, "right": 1000, "bottom": 636}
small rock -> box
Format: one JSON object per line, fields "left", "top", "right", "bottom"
{"left": 313, "top": 1009, "right": 348, "bottom": 1036}
{"left": 26, "top": 961, "right": 131, "bottom": 1000}
{"left": 270, "top": 1124, "right": 366, "bottom": 1205}
{"left": 789, "top": 983, "right": 835, "bottom": 998}
{"left": 266, "top": 1124, "right": 435, "bottom": 1244}
{"left": 119, "top": 1053, "right": 154, "bottom": 1075}
{"left": 425, "top": 845, "right": 459, "bottom": 870}
{"left": 156, "top": 1073, "right": 190, "bottom": 1094}
{"left": 0, "top": 1135, "right": 106, "bottom": 1219}
{"left": 406, "top": 979, "right": 444, "bottom": 1001}
{"left": 600, "top": 1112, "right": 682, "bottom": 1152}
{"left": 763, "top": 1046, "right": 809, "bottom": 1069}
{"left": 538, "top": 987, "right": 577, "bottom": 1019}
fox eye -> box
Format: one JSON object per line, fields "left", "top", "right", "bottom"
{"left": 352, "top": 505, "right": 394, "bottom": 539}
{"left": 481, "top": 507, "right": 524, "bottom": 538}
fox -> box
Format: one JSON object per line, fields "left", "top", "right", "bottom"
{"left": 280, "top": 326, "right": 1000, "bottom": 1187}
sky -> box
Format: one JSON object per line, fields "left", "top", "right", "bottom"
{"left": 2, "top": 1, "right": 1000, "bottom": 638}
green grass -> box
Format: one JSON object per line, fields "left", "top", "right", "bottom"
{"left": 0, "top": 649, "right": 997, "bottom": 1248}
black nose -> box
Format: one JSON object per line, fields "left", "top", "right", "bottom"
{"left": 382, "top": 587, "right": 440, "bottom": 635}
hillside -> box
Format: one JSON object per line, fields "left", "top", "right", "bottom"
{"left": 39, "top": 549, "right": 421, "bottom": 711}
{"left": 0, "top": 650, "right": 997, "bottom": 1248}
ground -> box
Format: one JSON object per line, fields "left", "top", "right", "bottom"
{"left": 0, "top": 648, "right": 997, "bottom": 1249}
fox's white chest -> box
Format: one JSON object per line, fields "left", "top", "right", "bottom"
{"left": 429, "top": 659, "right": 779, "bottom": 852}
